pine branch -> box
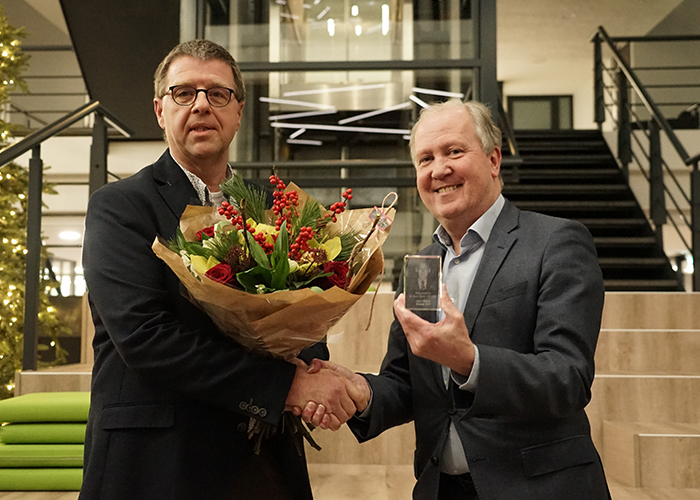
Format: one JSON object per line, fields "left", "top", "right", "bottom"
{"left": 219, "top": 175, "right": 268, "bottom": 223}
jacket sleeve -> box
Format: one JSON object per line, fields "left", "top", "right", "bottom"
{"left": 83, "top": 182, "right": 296, "bottom": 426}
{"left": 349, "top": 297, "right": 415, "bottom": 442}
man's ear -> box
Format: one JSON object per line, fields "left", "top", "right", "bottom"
{"left": 489, "top": 146, "right": 502, "bottom": 179}
{"left": 154, "top": 98, "right": 165, "bottom": 129}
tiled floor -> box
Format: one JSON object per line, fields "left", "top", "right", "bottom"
{"left": 0, "top": 465, "right": 414, "bottom": 500}
{"left": 2, "top": 476, "right": 700, "bottom": 499}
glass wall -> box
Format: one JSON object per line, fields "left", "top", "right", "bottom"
{"left": 190, "top": 0, "right": 490, "bottom": 288}
{"left": 204, "top": 0, "right": 474, "bottom": 64}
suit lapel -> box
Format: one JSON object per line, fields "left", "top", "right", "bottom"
{"left": 463, "top": 200, "right": 520, "bottom": 333}
{"left": 152, "top": 150, "right": 202, "bottom": 222}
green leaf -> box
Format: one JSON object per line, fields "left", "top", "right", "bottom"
{"left": 290, "top": 272, "right": 333, "bottom": 290}
{"left": 246, "top": 232, "right": 272, "bottom": 270}
{"left": 270, "top": 222, "right": 290, "bottom": 290}
{"left": 236, "top": 266, "right": 273, "bottom": 293}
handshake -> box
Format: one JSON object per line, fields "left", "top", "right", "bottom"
{"left": 285, "top": 359, "right": 370, "bottom": 431}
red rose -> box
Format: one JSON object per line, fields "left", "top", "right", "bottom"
{"left": 196, "top": 226, "right": 216, "bottom": 241}
{"left": 323, "top": 260, "right": 349, "bottom": 289}
{"left": 205, "top": 263, "right": 235, "bottom": 285}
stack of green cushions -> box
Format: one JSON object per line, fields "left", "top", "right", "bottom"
{"left": 0, "top": 391, "right": 89, "bottom": 491}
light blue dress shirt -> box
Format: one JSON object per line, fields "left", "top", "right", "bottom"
{"left": 433, "top": 194, "right": 505, "bottom": 474}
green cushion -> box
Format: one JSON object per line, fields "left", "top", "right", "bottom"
{"left": 0, "top": 392, "right": 90, "bottom": 423}
{"left": 0, "top": 423, "right": 87, "bottom": 444}
{"left": 0, "top": 467, "right": 82, "bottom": 490}
{"left": 0, "top": 443, "right": 83, "bottom": 467}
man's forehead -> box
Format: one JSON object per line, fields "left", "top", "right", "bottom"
{"left": 167, "top": 56, "right": 234, "bottom": 83}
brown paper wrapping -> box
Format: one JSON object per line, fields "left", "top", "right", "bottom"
{"left": 152, "top": 202, "right": 393, "bottom": 361}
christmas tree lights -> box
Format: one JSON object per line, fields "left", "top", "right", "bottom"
{"left": 0, "top": 8, "right": 69, "bottom": 399}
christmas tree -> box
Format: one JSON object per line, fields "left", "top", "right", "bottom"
{"left": 0, "top": 6, "right": 69, "bottom": 399}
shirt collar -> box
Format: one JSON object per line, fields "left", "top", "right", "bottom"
{"left": 433, "top": 194, "right": 505, "bottom": 253}
{"left": 171, "top": 150, "right": 232, "bottom": 206}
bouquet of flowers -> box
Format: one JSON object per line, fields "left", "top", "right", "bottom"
{"left": 151, "top": 172, "right": 395, "bottom": 451}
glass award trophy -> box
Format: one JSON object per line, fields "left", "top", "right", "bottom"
{"left": 403, "top": 255, "right": 442, "bottom": 312}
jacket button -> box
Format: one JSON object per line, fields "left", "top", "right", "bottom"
{"left": 236, "top": 422, "right": 247, "bottom": 433}
{"left": 431, "top": 456, "right": 440, "bottom": 467}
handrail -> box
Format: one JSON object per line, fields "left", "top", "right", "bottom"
{"left": 9, "top": 101, "right": 133, "bottom": 373}
{"left": 608, "top": 34, "right": 700, "bottom": 43}
{"left": 687, "top": 151, "right": 700, "bottom": 167}
{"left": 593, "top": 26, "right": 690, "bottom": 166}
{"left": 0, "top": 100, "right": 133, "bottom": 166}
{"left": 10, "top": 103, "right": 48, "bottom": 127}
{"left": 496, "top": 91, "right": 522, "bottom": 165}
{"left": 593, "top": 25, "right": 700, "bottom": 291}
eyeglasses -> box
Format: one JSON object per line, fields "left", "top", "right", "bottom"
{"left": 167, "top": 85, "right": 236, "bottom": 107}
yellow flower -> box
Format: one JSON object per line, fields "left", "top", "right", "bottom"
{"left": 308, "top": 236, "right": 341, "bottom": 261}
{"left": 191, "top": 255, "right": 220, "bottom": 275}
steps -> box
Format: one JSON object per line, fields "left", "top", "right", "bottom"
{"left": 590, "top": 292, "right": 700, "bottom": 499}
{"left": 505, "top": 130, "right": 683, "bottom": 292}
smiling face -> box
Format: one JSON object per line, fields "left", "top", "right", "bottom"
{"left": 413, "top": 105, "right": 502, "bottom": 243}
{"left": 153, "top": 56, "right": 244, "bottom": 175}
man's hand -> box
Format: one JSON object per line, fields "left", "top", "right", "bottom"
{"left": 394, "top": 284, "right": 475, "bottom": 376}
{"left": 285, "top": 359, "right": 364, "bottom": 431}
{"left": 292, "top": 359, "right": 371, "bottom": 430}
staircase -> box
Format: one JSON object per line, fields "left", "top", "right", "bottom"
{"left": 503, "top": 130, "right": 683, "bottom": 292}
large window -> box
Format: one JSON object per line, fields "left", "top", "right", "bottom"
{"left": 507, "top": 95, "right": 573, "bottom": 130}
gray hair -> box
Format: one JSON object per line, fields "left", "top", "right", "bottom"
{"left": 409, "top": 99, "right": 502, "bottom": 163}
{"left": 153, "top": 39, "right": 246, "bottom": 103}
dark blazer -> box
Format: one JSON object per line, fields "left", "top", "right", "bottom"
{"left": 80, "top": 150, "right": 326, "bottom": 500}
{"left": 349, "top": 200, "right": 611, "bottom": 500}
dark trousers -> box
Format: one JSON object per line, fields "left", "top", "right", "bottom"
{"left": 438, "top": 472, "right": 479, "bottom": 500}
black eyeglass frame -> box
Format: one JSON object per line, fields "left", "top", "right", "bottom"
{"left": 166, "top": 85, "right": 237, "bottom": 107}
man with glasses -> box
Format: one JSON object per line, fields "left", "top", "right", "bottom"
{"left": 80, "top": 39, "right": 361, "bottom": 500}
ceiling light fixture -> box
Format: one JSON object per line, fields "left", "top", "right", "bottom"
{"left": 259, "top": 97, "right": 335, "bottom": 110}
{"left": 317, "top": 6, "right": 330, "bottom": 20}
{"left": 338, "top": 101, "right": 411, "bottom": 125}
{"left": 269, "top": 109, "right": 338, "bottom": 121}
{"left": 271, "top": 122, "right": 409, "bottom": 135}
{"left": 287, "top": 139, "right": 323, "bottom": 146}
{"left": 327, "top": 18, "right": 335, "bottom": 36}
{"left": 409, "top": 94, "right": 430, "bottom": 108}
{"left": 412, "top": 87, "right": 465, "bottom": 98}
{"left": 284, "top": 83, "right": 385, "bottom": 97}
{"left": 289, "top": 128, "right": 307, "bottom": 139}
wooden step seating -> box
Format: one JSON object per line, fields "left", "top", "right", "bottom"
{"left": 590, "top": 292, "right": 700, "bottom": 499}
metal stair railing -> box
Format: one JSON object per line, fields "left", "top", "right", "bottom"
{"left": 592, "top": 26, "right": 700, "bottom": 291}
{"left": 0, "top": 101, "right": 132, "bottom": 371}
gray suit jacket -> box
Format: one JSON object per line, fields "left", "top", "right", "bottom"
{"left": 349, "top": 200, "right": 610, "bottom": 500}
